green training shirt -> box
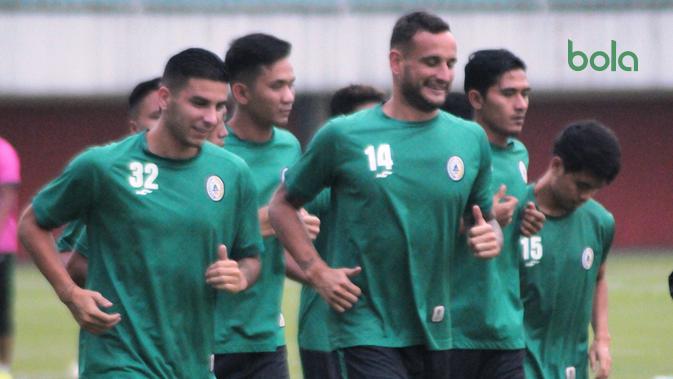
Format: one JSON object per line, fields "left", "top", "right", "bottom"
{"left": 450, "top": 138, "right": 529, "bottom": 349}
{"left": 284, "top": 105, "right": 493, "bottom": 350}
{"left": 520, "top": 186, "right": 615, "bottom": 379}
{"left": 32, "top": 133, "right": 263, "bottom": 378}
{"left": 214, "top": 126, "right": 301, "bottom": 353}
{"left": 57, "top": 219, "right": 88, "bottom": 256}
{"left": 297, "top": 189, "right": 332, "bottom": 351}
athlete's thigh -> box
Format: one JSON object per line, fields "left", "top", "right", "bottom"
{"left": 213, "top": 352, "right": 250, "bottom": 379}
{"left": 214, "top": 347, "right": 288, "bottom": 379}
{"left": 300, "top": 348, "right": 341, "bottom": 379}
{"left": 401, "top": 346, "right": 451, "bottom": 379}
{"left": 449, "top": 349, "right": 484, "bottom": 379}
{"left": 341, "top": 346, "right": 408, "bottom": 379}
{"left": 247, "top": 346, "right": 289, "bottom": 379}
{"left": 479, "top": 349, "right": 525, "bottom": 379}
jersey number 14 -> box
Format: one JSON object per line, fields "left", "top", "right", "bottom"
{"left": 364, "top": 144, "right": 393, "bottom": 172}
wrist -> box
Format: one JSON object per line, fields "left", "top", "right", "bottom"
{"left": 57, "top": 282, "right": 77, "bottom": 304}
{"left": 594, "top": 334, "right": 612, "bottom": 343}
{"left": 305, "top": 259, "right": 327, "bottom": 285}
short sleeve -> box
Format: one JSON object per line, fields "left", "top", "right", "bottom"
{"left": 600, "top": 213, "right": 616, "bottom": 264}
{"left": 32, "top": 149, "right": 99, "bottom": 229}
{"left": 57, "top": 220, "right": 89, "bottom": 256}
{"left": 465, "top": 128, "right": 494, "bottom": 220}
{"left": 303, "top": 189, "right": 330, "bottom": 219}
{"left": 284, "top": 121, "right": 339, "bottom": 203}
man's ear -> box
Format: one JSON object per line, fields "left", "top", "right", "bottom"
{"left": 550, "top": 156, "right": 565, "bottom": 174}
{"left": 129, "top": 120, "right": 140, "bottom": 133}
{"left": 467, "top": 89, "right": 484, "bottom": 111}
{"left": 389, "top": 49, "right": 404, "bottom": 76}
{"left": 231, "top": 82, "right": 251, "bottom": 106}
{"left": 158, "top": 85, "right": 171, "bottom": 110}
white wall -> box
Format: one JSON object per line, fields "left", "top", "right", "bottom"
{"left": 1, "top": 10, "right": 670, "bottom": 95}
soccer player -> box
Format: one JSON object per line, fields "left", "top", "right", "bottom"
{"left": 298, "top": 84, "right": 385, "bottom": 379}
{"left": 127, "top": 77, "right": 162, "bottom": 133}
{"left": 449, "top": 49, "right": 544, "bottom": 378}
{"left": 57, "top": 119, "right": 229, "bottom": 288}
{"left": 0, "top": 137, "right": 20, "bottom": 379}
{"left": 520, "top": 120, "right": 620, "bottom": 379}
{"left": 58, "top": 77, "right": 165, "bottom": 286}
{"left": 269, "top": 11, "right": 501, "bottom": 378}
{"left": 213, "top": 33, "right": 318, "bottom": 379}
{"left": 18, "top": 48, "right": 263, "bottom": 378}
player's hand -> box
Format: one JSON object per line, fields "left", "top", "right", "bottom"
{"left": 61, "top": 285, "right": 121, "bottom": 335}
{"left": 589, "top": 338, "right": 612, "bottom": 379}
{"left": 299, "top": 208, "right": 320, "bottom": 240}
{"left": 493, "top": 185, "right": 518, "bottom": 227}
{"left": 308, "top": 263, "right": 362, "bottom": 313}
{"left": 520, "top": 202, "right": 546, "bottom": 237}
{"left": 467, "top": 205, "right": 500, "bottom": 259}
{"left": 205, "top": 245, "right": 248, "bottom": 293}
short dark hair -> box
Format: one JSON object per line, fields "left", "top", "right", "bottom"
{"left": 329, "top": 85, "right": 385, "bottom": 117}
{"left": 553, "top": 120, "right": 621, "bottom": 183}
{"left": 224, "top": 33, "right": 291, "bottom": 83}
{"left": 464, "top": 49, "right": 526, "bottom": 95}
{"left": 128, "top": 77, "right": 161, "bottom": 116}
{"left": 162, "top": 48, "right": 228, "bottom": 91}
{"left": 441, "top": 92, "right": 473, "bottom": 120}
{"left": 390, "top": 11, "right": 450, "bottom": 50}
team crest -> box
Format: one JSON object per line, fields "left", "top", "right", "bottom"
{"left": 519, "top": 161, "right": 528, "bottom": 183}
{"left": 581, "top": 247, "right": 594, "bottom": 270}
{"left": 446, "top": 156, "right": 464, "bottom": 181}
{"left": 206, "top": 176, "right": 225, "bottom": 202}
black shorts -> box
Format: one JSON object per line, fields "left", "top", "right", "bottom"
{"left": 0, "top": 254, "right": 15, "bottom": 336}
{"left": 299, "top": 348, "right": 341, "bottom": 379}
{"left": 340, "top": 345, "right": 451, "bottom": 379}
{"left": 449, "top": 348, "right": 525, "bottom": 379}
{"left": 214, "top": 345, "right": 289, "bottom": 379}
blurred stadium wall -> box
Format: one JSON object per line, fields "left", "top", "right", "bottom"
{"left": 1, "top": 1, "right": 671, "bottom": 252}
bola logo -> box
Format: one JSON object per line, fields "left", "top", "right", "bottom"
{"left": 581, "top": 247, "right": 594, "bottom": 270}
{"left": 206, "top": 176, "right": 225, "bottom": 202}
{"left": 518, "top": 161, "right": 528, "bottom": 183}
{"left": 446, "top": 156, "right": 464, "bottom": 181}
{"left": 568, "top": 39, "right": 639, "bottom": 72}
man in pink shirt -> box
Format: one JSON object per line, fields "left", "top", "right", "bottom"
{"left": 0, "top": 136, "right": 19, "bottom": 379}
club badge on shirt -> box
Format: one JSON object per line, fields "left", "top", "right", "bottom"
{"left": 581, "top": 247, "right": 594, "bottom": 270}
{"left": 206, "top": 175, "right": 225, "bottom": 202}
{"left": 446, "top": 156, "right": 464, "bottom": 181}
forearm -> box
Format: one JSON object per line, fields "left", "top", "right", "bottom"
{"left": 65, "top": 252, "right": 88, "bottom": 288}
{"left": 257, "top": 206, "right": 275, "bottom": 237}
{"left": 592, "top": 264, "right": 611, "bottom": 342}
{"left": 238, "top": 256, "right": 261, "bottom": 289}
{"left": 285, "top": 250, "right": 309, "bottom": 284}
{"left": 269, "top": 185, "right": 327, "bottom": 280}
{"left": 18, "top": 206, "right": 77, "bottom": 301}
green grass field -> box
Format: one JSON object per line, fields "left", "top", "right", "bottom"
{"left": 11, "top": 250, "right": 673, "bottom": 379}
